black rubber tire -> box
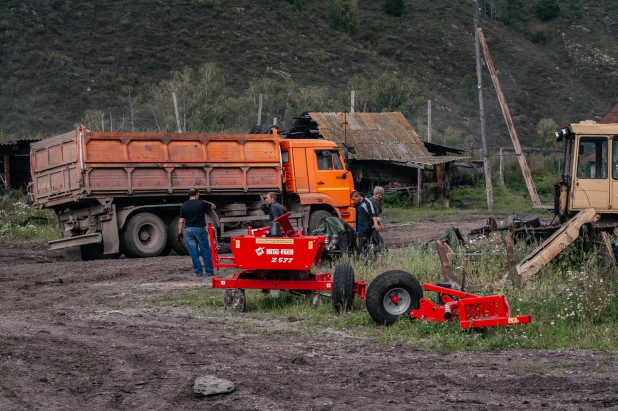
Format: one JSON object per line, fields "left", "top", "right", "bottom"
{"left": 366, "top": 270, "right": 423, "bottom": 326}
{"left": 332, "top": 263, "right": 355, "bottom": 313}
{"left": 168, "top": 214, "right": 216, "bottom": 256}
{"left": 80, "top": 243, "right": 120, "bottom": 261}
{"left": 168, "top": 216, "right": 189, "bottom": 255}
{"left": 308, "top": 210, "right": 332, "bottom": 233}
{"left": 122, "top": 212, "right": 168, "bottom": 258}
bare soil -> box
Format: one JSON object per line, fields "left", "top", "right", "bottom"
{"left": 1, "top": 218, "right": 617, "bottom": 410}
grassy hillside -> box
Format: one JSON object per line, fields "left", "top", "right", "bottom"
{"left": 2, "top": 0, "right": 618, "bottom": 146}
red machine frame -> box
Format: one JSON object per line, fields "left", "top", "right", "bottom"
{"left": 210, "top": 213, "right": 367, "bottom": 305}
{"left": 410, "top": 284, "right": 531, "bottom": 329}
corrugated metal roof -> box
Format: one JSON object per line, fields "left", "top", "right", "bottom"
{"left": 0, "top": 138, "right": 41, "bottom": 149}
{"left": 307, "top": 112, "right": 468, "bottom": 166}
{"left": 600, "top": 102, "right": 618, "bottom": 124}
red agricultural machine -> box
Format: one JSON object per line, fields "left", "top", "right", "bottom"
{"left": 365, "top": 270, "right": 531, "bottom": 329}
{"left": 210, "top": 213, "right": 366, "bottom": 312}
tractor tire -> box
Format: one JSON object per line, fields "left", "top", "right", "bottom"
{"left": 80, "top": 243, "right": 120, "bottom": 261}
{"left": 366, "top": 270, "right": 423, "bottom": 326}
{"left": 332, "top": 263, "right": 355, "bottom": 313}
{"left": 309, "top": 210, "right": 332, "bottom": 233}
{"left": 122, "top": 212, "right": 167, "bottom": 258}
{"left": 168, "top": 216, "right": 188, "bottom": 255}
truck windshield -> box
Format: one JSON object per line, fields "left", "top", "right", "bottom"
{"left": 577, "top": 137, "right": 607, "bottom": 179}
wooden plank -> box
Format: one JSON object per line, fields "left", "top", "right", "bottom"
{"left": 435, "top": 239, "right": 462, "bottom": 288}
{"left": 477, "top": 27, "right": 541, "bottom": 207}
{"left": 417, "top": 169, "right": 423, "bottom": 208}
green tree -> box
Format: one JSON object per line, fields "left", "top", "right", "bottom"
{"left": 347, "top": 72, "right": 421, "bottom": 117}
{"left": 328, "top": 0, "right": 358, "bottom": 35}
{"left": 383, "top": 0, "right": 404, "bottom": 16}
{"left": 459, "top": 74, "right": 478, "bottom": 119}
{"left": 536, "top": 118, "right": 559, "bottom": 148}
{"left": 535, "top": 0, "right": 560, "bottom": 21}
{"left": 147, "top": 63, "right": 225, "bottom": 132}
{"left": 561, "top": 0, "right": 582, "bottom": 22}
{"left": 501, "top": 0, "right": 529, "bottom": 28}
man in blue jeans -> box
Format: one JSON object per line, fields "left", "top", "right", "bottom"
{"left": 177, "top": 188, "right": 217, "bottom": 277}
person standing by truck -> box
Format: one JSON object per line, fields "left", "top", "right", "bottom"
{"left": 351, "top": 191, "right": 380, "bottom": 254}
{"left": 177, "top": 188, "right": 217, "bottom": 277}
{"left": 265, "top": 192, "right": 286, "bottom": 222}
{"left": 369, "top": 186, "right": 386, "bottom": 256}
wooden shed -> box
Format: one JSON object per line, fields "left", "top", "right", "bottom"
{"left": 0, "top": 139, "right": 40, "bottom": 190}
{"left": 286, "top": 112, "right": 468, "bottom": 206}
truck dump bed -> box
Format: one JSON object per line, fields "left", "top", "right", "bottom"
{"left": 31, "top": 125, "right": 283, "bottom": 208}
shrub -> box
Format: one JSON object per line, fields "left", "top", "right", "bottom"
{"left": 383, "top": 0, "right": 404, "bottom": 16}
{"left": 535, "top": 0, "right": 560, "bottom": 21}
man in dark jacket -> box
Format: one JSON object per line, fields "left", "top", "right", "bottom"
{"left": 351, "top": 191, "right": 380, "bottom": 253}
{"left": 266, "top": 192, "right": 286, "bottom": 222}
{"left": 177, "top": 188, "right": 217, "bottom": 277}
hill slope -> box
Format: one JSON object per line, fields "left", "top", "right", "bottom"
{"left": 2, "top": 0, "right": 618, "bottom": 146}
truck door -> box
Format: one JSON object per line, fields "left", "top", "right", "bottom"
{"left": 313, "top": 149, "right": 353, "bottom": 206}
{"left": 572, "top": 136, "right": 609, "bottom": 210}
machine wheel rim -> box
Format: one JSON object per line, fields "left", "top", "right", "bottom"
{"left": 137, "top": 223, "right": 160, "bottom": 248}
{"left": 383, "top": 288, "right": 411, "bottom": 316}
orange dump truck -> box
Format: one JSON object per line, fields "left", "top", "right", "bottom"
{"left": 30, "top": 125, "right": 355, "bottom": 260}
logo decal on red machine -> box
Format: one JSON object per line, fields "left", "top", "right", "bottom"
{"left": 255, "top": 247, "right": 265, "bottom": 256}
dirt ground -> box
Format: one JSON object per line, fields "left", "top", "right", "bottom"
{"left": 2, "top": 217, "right": 618, "bottom": 410}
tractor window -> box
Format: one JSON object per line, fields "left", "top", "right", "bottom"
{"left": 613, "top": 139, "right": 618, "bottom": 180}
{"left": 316, "top": 151, "right": 343, "bottom": 170}
{"left": 577, "top": 137, "right": 607, "bottom": 179}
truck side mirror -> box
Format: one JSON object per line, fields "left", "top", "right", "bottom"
{"left": 345, "top": 145, "right": 357, "bottom": 155}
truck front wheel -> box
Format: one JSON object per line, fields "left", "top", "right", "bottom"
{"left": 308, "top": 210, "right": 332, "bottom": 233}
{"left": 122, "top": 212, "right": 168, "bottom": 258}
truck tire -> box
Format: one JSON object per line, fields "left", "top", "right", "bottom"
{"left": 332, "top": 263, "right": 355, "bottom": 313}
{"left": 80, "top": 243, "right": 120, "bottom": 261}
{"left": 168, "top": 216, "right": 188, "bottom": 255}
{"left": 366, "top": 270, "right": 423, "bottom": 325}
{"left": 309, "top": 210, "right": 332, "bottom": 233}
{"left": 168, "top": 214, "right": 217, "bottom": 256}
{"left": 122, "top": 212, "right": 168, "bottom": 258}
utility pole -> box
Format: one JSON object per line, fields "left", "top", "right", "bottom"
{"left": 477, "top": 27, "right": 541, "bottom": 207}
{"left": 427, "top": 99, "right": 432, "bottom": 143}
{"left": 474, "top": 0, "right": 494, "bottom": 210}
{"left": 350, "top": 90, "right": 356, "bottom": 113}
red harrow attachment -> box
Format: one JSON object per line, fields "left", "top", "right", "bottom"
{"left": 365, "top": 270, "right": 531, "bottom": 329}
{"left": 210, "top": 213, "right": 366, "bottom": 312}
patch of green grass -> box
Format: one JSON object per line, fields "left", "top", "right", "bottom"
{"left": 0, "top": 190, "right": 59, "bottom": 240}
{"left": 150, "top": 240, "right": 618, "bottom": 351}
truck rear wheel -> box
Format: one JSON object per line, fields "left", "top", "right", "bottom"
{"left": 168, "top": 216, "right": 189, "bottom": 255}
{"left": 366, "top": 270, "right": 423, "bottom": 325}
{"left": 122, "top": 212, "right": 167, "bottom": 258}
{"left": 309, "top": 210, "right": 332, "bottom": 233}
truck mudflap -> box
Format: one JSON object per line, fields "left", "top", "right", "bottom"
{"left": 48, "top": 233, "right": 102, "bottom": 250}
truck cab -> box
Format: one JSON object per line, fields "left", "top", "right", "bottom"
{"left": 555, "top": 122, "right": 618, "bottom": 222}
{"left": 280, "top": 139, "right": 356, "bottom": 231}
